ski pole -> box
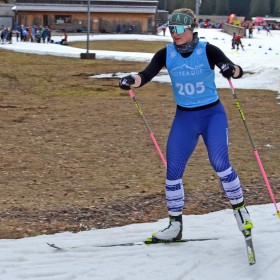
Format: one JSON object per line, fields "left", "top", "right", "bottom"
{"left": 128, "top": 89, "right": 167, "bottom": 169}
{"left": 228, "top": 79, "right": 280, "bottom": 217}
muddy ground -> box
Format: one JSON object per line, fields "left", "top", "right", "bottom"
{"left": 0, "top": 50, "right": 279, "bottom": 238}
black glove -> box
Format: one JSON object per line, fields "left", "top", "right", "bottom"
{"left": 219, "top": 63, "right": 235, "bottom": 79}
{"left": 119, "top": 75, "right": 135, "bottom": 90}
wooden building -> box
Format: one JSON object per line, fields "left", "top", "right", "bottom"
{"left": 0, "top": 3, "right": 15, "bottom": 27}
{"left": 12, "top": 0, "right": 159, "bottom": 33}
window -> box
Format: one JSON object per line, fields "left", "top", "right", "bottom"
{"left": 55, "top": 15, "right": 72, "bottom": 24}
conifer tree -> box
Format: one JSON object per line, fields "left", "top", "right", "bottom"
{"left": 273, "top": 0, "right": 280, "bottom": 15}
{"left": 215, "top": 0, "right": 230, "bottom": 15}
{"left": 249, "top": 0, "right": 270, "bottom": 17}
{"left": 200, "top": 0, "right": 215, "bottom": 15}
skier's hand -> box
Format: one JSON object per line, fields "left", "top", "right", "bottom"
{"left": 219, "top": 63, "right": 235, "bottom": 79}
{"left": 119, "top": 75, "right": 135, "bottom": 90}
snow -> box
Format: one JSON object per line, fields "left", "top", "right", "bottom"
{"left": 1, "top": 204, "right": 280, "bottom": 279}
{"left": 1, "top": 28, "right": 280, "bottom": 97}
{"left": 0, "top": 28, "right": 279, "bottom": 279}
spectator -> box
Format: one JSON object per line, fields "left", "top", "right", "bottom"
{"left": 41, "top": 26, "right": 50, "bottom": 43}
{"left": 20, "top": 25, "right": 25, "bottom": 41}
{"left": 35, "top": 30, "right": 41, "bottom": 43}
{"left": 61, "top": 32, "right": 68, "bottom": 45}
{"left": 1, "top": 27, "right": 8, "bottom": 44}
{"left": 162, "top": 25, "right": 166, "bottom": 36}
{"left": 6, "top": 27, "right": 13, "bottom": 44}
{"left": 47, "top": 27, "right": 52, "bottom": 43}
{"left": 26, "top": 26, "right": 32, "bottom": 42}
{"left": 15, "top": 28, "right": 20, "bottom": 42}
{"left": 31, "top": 25, "right": 36, "bottom": 42}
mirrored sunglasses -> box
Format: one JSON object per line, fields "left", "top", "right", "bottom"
{"left": 168, "top": 25, "right": 192, "bottom": 34}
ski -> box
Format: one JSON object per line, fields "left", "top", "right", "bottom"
{"left": 243, "top": 230, "right": 256, "bottom": 266}
{"left": 48, "top": 232, "right": 256, "bottom": 265}
{"left": 47, "top": 237, "right": 217, "bottom": 251}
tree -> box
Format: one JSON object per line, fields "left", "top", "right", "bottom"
{"left": 200, "top": 0, "right": 215, "bottom": 15}
{"left": 270, "top": 0, "right": 275, "bottom": 14}
{"left": 237, "top": 0, "right": 251, "bottom": 17}
{"left": 167, "top": 0, "right": 196, "bottom": 12}
{"left": 157, "top": 0, "right": 166, "bottom": 10}
{"left": 249, "top": 0, "right": 270, "bottom": 17}
{"left": 156, "top": 0, "right": 277, "bottom": 18}
{"left": 215, "top": 0, "right": 230, "bottom": 15}
{"left": 273, "top": 0, "right": 280, "bottom": 15}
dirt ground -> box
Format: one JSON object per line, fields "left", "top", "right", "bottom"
{"left": 0, "top": 51, "right": 279, "bottom": 239}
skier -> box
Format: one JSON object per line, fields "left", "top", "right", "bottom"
{"left": 235, "top": 34, "right": 244, "bottom": 51}
{"left": 119, "top": 8, "right": 253, "bottom": 242}
{"left": 265, "top": 24, "right": 272, "bottom": 36}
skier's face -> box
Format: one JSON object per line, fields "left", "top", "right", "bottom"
{"left": 171, "top": 28, "right": 193, "bottom": 45}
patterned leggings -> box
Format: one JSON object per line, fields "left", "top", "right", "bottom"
{"left": 166, "top": 102, "right": 243, "bottom": 212}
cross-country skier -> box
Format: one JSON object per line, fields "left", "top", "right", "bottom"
{"left": 119, "top": 8, "right": 253, "bottom": 242}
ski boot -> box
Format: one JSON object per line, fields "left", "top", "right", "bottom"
{"left": 233, "top": 203, "right": 253, "bottom": 236}
{"left": 149, "top": 213, "right": 183, "bottom": 243}
{"left": 233, "top": 203, "right": 256, "bottom": 265}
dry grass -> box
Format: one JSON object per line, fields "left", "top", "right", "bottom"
{"left": 0, "top": 41, "right": 279, "bottom": 238}
{"left": 68, "top": 40, "right": 168, "bottom": 53}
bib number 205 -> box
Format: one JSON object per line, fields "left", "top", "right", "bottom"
{"left": 176, "top": 82, "right": 205, "bottom": 96}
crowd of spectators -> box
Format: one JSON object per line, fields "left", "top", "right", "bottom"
{"left": 0, "top": 26, "right": 13, "bottom": 44}
{"left": 17, "top": 25, "right": 52, "bottom": 43}
{"left": 0, "top": 24, "right": 52, "bottom": 44}
{"left": 0, "top": 24, "right": 69, "bottom": 45}
{"left": 199, "top": 21, "right": 224, "bottom": 29}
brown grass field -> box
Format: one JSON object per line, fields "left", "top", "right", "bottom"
{"left": 0, "top": 40, "right": 279, "bottom": 239}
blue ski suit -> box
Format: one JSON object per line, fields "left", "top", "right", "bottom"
{"left": 138, "top": 40, "right": 244, "bottom": 212}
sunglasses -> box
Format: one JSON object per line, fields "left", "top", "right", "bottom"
{"left": 168, "top": 25, "right": 192, "bottom": 34}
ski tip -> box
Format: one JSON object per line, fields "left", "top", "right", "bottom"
{"left": 47, "top": 242, "right": 63, "bottom": 250}
{"left": 249, "top": 255, "right": 256, "bottom": 266}
{"left": 144, "top": 237, "right": 189, "bottom": 244}
{"left": 145, "top": 237, "right": 165, "bottom": 244}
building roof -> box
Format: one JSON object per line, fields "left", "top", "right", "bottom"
{"left": 12, "top": 0, "right": 158, "bottom": 14}
{"left": 0, "top": 3, "right": 15, "bottom": 16}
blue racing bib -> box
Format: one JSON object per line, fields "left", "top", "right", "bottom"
{"left": 166, "top": 41, "right": 218, "bottom": 108}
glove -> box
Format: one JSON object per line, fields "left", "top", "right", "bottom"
{"left": 219, "top": 63, "right": 235, "bottom": 79}
{"left": 119, "top": 75, "right": 135, "bottom": 90}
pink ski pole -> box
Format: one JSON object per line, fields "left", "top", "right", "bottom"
{"left": 128, "top": 89, "right": 167, "bottom": 169}
{"left": 228, "top": 79, "right": 280, "bottom": 217}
